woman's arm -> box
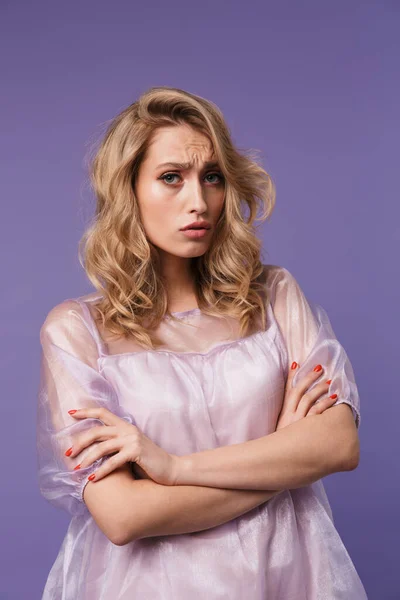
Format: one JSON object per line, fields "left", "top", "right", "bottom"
{"left": 174, "top": 403, "right": 359, "bottom": 491}
{"left": 130, "top": 481, "right": 282, "bottom": 543}
{"left": 86, "top": 405, "right": 356, "bottom": 545}
{"left": 83, "top": 464, "right": 283, "bottom": 545}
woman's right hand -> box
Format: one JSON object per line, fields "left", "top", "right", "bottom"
{"left": 276, "top": 362, "right": 338, "bottom": 431}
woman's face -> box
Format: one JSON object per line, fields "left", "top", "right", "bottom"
{"left": 134, "top": 124, "right": 225, "bottom": 260}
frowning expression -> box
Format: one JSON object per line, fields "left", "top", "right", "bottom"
{"left": 134, "top": 124, "right": 225, "bottom": 258}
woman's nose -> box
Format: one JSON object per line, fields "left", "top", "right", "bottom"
{"left": 187, "top": 179, "right": 208, "bottom": 210}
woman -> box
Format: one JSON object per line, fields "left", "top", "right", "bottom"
{"left": 37, "top": 86, "right": 367, "bottom": 598}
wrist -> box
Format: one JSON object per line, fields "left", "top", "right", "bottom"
{"left": 172, "top": 454, "right": 193, "bottom": 486}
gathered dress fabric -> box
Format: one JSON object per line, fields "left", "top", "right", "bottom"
{"left": 36, "top": 264, "right": 367, "bottom": 599}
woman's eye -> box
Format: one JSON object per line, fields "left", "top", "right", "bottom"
{"left": 205, "top": 172, "right": 224, "bottom": 184}
{"left": 159, "top": 172, "right": 224, "bottom": 185}
{"left": 160, "top": 173, "right": 181, "bottom": 184}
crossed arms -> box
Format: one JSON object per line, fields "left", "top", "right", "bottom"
{"left": 83, "top": 403, "right": 359, "bottom": 546}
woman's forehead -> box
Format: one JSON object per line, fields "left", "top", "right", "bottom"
{"left": 147, "top": 126, "right": 215, "bottom": 163}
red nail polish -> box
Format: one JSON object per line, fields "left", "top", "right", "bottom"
{"left": 74, "top": 464, "right": 81, "bottom": 471}
{"left": 326, "top": 379, "right": 332, "bottom": 385}
{"left": 65, "top": 447, "right": 73, "bottom": 457}
{"left": 330, "top": 394, "right": 338, "bottom": 399}
{"left": 68, "top": 410, "right": 77, "bottom": 415}
{"left": 313, "top": 364, "right": 322, "bottom": 372}
{"left": 291, "top": 361, "right": 298, "bottom": 370}
{"left": 88, "top": 474, "right": 96, "bottom": 481}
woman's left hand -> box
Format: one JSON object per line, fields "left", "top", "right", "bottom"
{"left": 66, "top": 407, "right": 180, "bottom": 485}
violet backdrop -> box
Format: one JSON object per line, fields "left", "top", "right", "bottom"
{"left": 1, "top": 1, "right": 398, "bottom": 598}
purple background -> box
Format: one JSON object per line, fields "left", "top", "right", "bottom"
{"left": 1, "top": 1, "right": 398, "bottom": 598}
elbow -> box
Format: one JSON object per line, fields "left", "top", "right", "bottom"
{"left": 108, "top": 505, "right": 145, "bottom": 546}
{"left": 83, "top": 501, "right": 139, "bottom": 546}
{"left": 82, "top": 462, "right": 141, "bottom": 546}
{"left": 347, "top": 446, "right": 360, "bottom": 471}
{"left": 341, "top": 437, "right": 360, "bottom": 472}
{"left": 111, "top": 516, "right": 151, "bottom": 545}
{"left": 87, "top": 518, "right": 130, "bottom": 547}
{"left": 110, "top": 533, "right": 129, "bottom": 547}
{"left": 109, "top": 530, "right": 135, "bottom": 547}
{"left": 109, "top": 522, "right": 139, "bottom": 546}
{"left": 109, "top": 529, "right": 129, "bottom": 547}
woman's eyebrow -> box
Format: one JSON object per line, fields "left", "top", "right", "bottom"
{"left": 155, "top": 160, "right": 220, "bottom": 170}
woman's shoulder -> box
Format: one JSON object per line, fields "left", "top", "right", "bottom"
{"left": 259, "top": 263, "right": 295, "bottom": 289}
{"left": 40, "top": 292, "right": 103, "bottom": 336}
{"left": 257, "top": 264, "right": 304, "bottom": 312}
{"left": 260, "top": 263, "right": 286, "bottom": 278}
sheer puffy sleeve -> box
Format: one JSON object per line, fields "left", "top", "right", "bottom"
{"left": 36, "top": 299, "right": 135, "bottom": 517}
{"left": 268, "top": 266, "right": 361, "bottom": 429}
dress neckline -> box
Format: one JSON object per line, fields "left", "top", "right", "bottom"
{"left": 77, "top": 294, "right": 275, "bottom": 360}
{"left": 168, "top": 307, "right": 201, "bottom": 317}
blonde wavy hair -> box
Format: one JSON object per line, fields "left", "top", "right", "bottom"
{"left": 78, "top": 86, "right": 276, "bottom": 350}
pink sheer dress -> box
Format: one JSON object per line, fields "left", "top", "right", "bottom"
{"left": 36, "top": 264, "right": 367, "bottom": 599}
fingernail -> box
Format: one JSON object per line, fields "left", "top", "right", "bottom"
{"left": 291, "top": 361, "right": 298, "bottom": 370}
{"left": 313, "top": 364, "right": 322, "bottom": 372}
{"left": 326, "top": 379, "right": 332, "bottom": 384}
{"left": 65, "top": 447, "right": 73, "bottom": 457}
{"left": 73, "top": 463, "right": 81, "bottom": 471}
{"left": 88, "top": 474, "right": 96, "bottom": 481}
{"left": 68, "top": 410, "right": 77, "bottom": 415}
{"left": 330, "top": 394, "right": 338, "bottom": 399}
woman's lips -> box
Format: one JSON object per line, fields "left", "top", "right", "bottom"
{"left": 180, "top": 228, "right": 210, "bottom": 239}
